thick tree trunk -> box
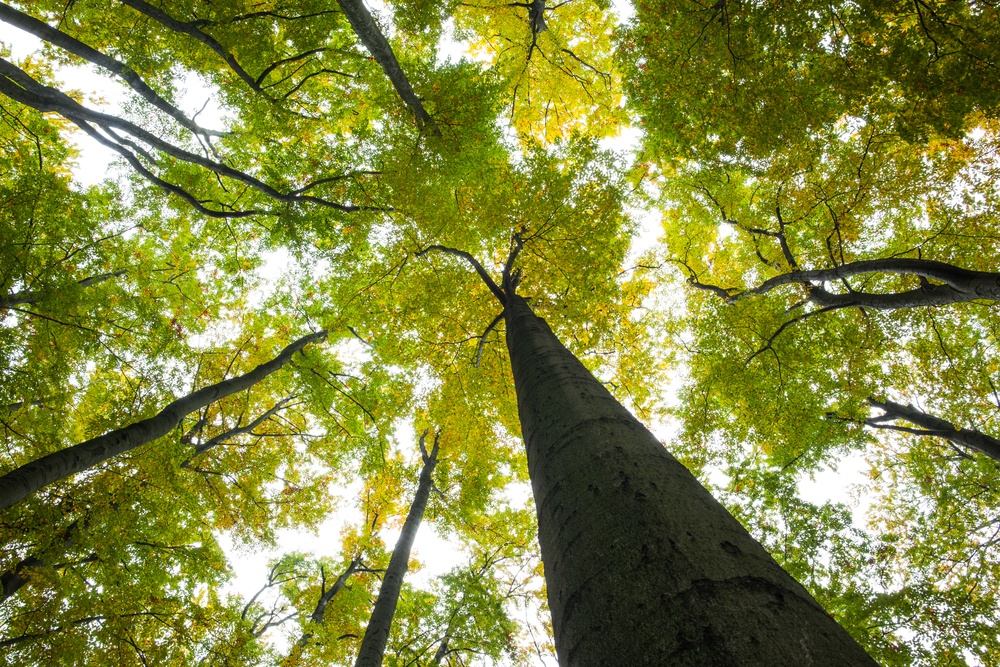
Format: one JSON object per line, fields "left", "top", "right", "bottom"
{"left": 335, "top": 0, "right": 437, "bottom": 133}
{"left": 867, "top": 398, "right": 1000, "bottom": 462}
{"left": 504, "top": 292, "right": 877, "bottom": 666}
{"left": 354, "top": 433, "right": 439, "bottom": 667}
{"left": 0, "top": 330, "right": 326, "bottom": 511}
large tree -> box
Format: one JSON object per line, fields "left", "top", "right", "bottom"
{"left": 1, "top": 0, "right": 995, "bottom": 664}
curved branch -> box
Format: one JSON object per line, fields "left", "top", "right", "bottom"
{"left": 117, "top": 0, "right": 262, "bottom": 93}
{"left": 179, "top": 396, "right": 298, "bottom": 467}
{"left": 866, "top": 398, "right": 1000, "bottom": 462}
{"left": 416, "top": 245, "right": 506, "bottom": 304}
{"left": 0, "top": 58, "right": 377, "bottom": 215}
{"left": 736, "top": 258, "right": 1000, "bottom": 309}
{"left": 0, "top": 3, "right": 224, "bottom": 139}
{"left": 474, "top": 311, "right": 505, "bottom": 368}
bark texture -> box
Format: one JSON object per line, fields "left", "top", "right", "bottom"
{"left": 867, "top": 398, "right": 1000, "bottom": 462}
{"left": 504, "top": 292, "right": 877, "bottom": 666}
{"left": 335, "top": 0, "right": 437, "bottom": 132}
{"left": 354, "top": 433, "right": 439, "bottom": 667}
{"left": 0, "top": 330, "right": 326, "bottom": 511}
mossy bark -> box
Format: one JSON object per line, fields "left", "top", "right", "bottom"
{"left": 504, "top": 293, "right": 878, "bottom": 666}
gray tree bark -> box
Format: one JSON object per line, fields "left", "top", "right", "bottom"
{"left": 335, "top": 0, "right": 438, "bottom": 133}
{"left": 0, "top": 330, "right": 326, "bottom": 511}
{"left": 354, "top": 431, "right": 439, "bottom": 667}
{"left": 504, "top": 290, "right": 878, "bottom": 666}
{"left": 739, "top": 257, "right": 1000, "bottom": 310}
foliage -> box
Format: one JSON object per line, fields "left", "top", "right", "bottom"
{"left": 1, "top": 0, "right": 999, "bottom": 664}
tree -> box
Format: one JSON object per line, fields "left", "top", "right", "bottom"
{"left": 0, "top": 328, "right": 327, "bottom": 510}
{"left": 413, "top": 239, "right": 876, "bottom": 664}
{"left": 354, "top": 429, "right": 438, "bottom": 667}
{"left": 2, "top": 0, "right": 994, "bottom": 663}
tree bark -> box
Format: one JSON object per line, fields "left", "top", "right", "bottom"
{"left": 0, "top": 330, "right": 326, "bottom": 511}
{"left": 353, "top": 431, "right": 439, "bottom": 667}
{"left": 503, "top": 291, "right": 877, "bottom": 666}
{"left": 866, "top": 398, "right": 1000, "bottom": 462}
{"left": 335, "top": 0, "right": 437, "bottom": 133}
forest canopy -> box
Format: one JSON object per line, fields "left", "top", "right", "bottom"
{"left": 1, "top": 0, "right": 999, "bottom": 665}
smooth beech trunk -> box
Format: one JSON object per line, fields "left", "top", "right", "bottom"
{"left": 0, "top": 330, "right": 326, "bottom": 511}
{"left": 354, "top": 433, "right": 439, "bottom": 667}
{"left": 504, "top": 292, "right": 877, "bottom": 666}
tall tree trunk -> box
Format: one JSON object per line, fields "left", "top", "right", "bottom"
{"left": 354, "top": 431, "right": 439, "bottom": 667}
{"left": 335, "top": 0, "right": 438, "bottom": 133}
{"left": 866, "top": 398, "right": 1000, "bottom": 462}
{"left": 503, "top": 291, "right": 877, "bottom": 666}
{"left": 0, "top": 330, "right": 326, "bottom": 511}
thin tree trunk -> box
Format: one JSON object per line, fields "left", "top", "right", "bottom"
{"left": 335, "top": 0, "right": 438, "bottom": 133}
{"left": 866, "top": 398, "right": 1000, "bottom": 462}
{"left": 0, "top": 330, "right": 326, "bottom": 511}
{"left": 354, "top": 431, "right": 439, "bottom": 667}
{"left": 503, "top": 291, "right": 877, "bottom": 666}
{"left": 0, "top": 271, "right": 126, "bottom": 309}
{"left": 282, "top": 558, "right": 361, "bottom": 665}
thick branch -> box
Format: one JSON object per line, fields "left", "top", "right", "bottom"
{"left": 0, "top": 330, "right": 327, "bottom": 510}
{"left": 736, "top": 258, "right": 1000, "bottom": 310}
{"left": 866, "top": 398, "right": 1000, "bottom": 462}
